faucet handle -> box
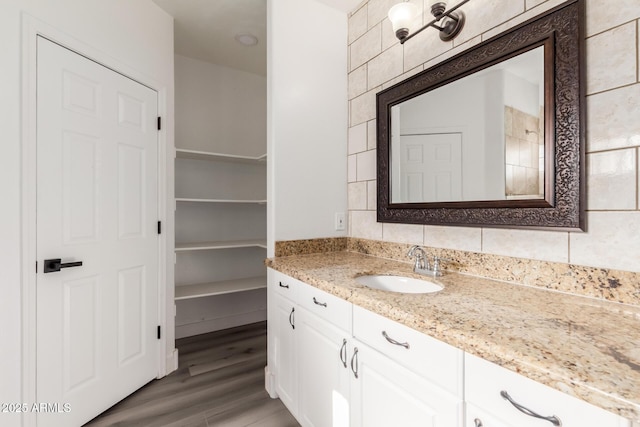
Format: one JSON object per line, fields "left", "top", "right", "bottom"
{"left": 432, "top": 256, "right": 451, "bottom": 276}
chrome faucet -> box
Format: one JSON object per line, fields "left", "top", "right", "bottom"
{"left": 407, "top": 245, "right": 428, "bottom": 272}
{"left": 407, "top": 245, "right": 446, "bottom": 277}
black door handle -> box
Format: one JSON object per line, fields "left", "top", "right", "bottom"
{"left": 44, "top": 258, "right": 83, "bottom": 273}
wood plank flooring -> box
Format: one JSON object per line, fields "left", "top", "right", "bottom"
{"left": 84, "top": 322, "right": 299, "bottom": 427}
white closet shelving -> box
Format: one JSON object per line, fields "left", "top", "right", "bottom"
{"left": 174, "top": 147, "right": 267, "bottom": 302}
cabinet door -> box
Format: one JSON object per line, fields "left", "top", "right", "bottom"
{"left": 272, "top": 292, "right": 298, "bottom": 416}
{"left": 350, "top": 341, "right": 463, "bottom": 427}
{"left": 297, "top": 308, "right": 351, "bottom": 427}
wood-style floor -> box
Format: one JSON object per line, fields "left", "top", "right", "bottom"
{"left": 84, "top": 322, "right": 299, "bottom": 427}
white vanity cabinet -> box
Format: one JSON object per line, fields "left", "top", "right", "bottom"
{"left": 465, "top": 353, "right": 631, "bottom": 427}
{"left": 350, "top": 306, "right": 464, "bottom": 427}
{"left": 267, "top": 269, "right": 631, "bottom": 426}
{"left": 268, "top": 269, "right": 351, "bottom": 426}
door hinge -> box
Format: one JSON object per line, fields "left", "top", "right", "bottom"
{"left": 157, "top": 325, "right": 161, "bottom": 340}
{"left": 157, "top": 221, "right": 162, "bottom": 235}
{"left": 157, "top": 116, "right": 162, "bottom": 131}
{"left": 35, "top": 261, "right": 38, "bottom": 273}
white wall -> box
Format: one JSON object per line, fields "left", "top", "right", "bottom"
{"left": 0, "top": 1, "right": 174, "bottom": 424}
{"left": 267, "top": 0, "right": 349, "bottom": 254}
{"left": 175, "top": 54, "right": 266, "bottom": 155}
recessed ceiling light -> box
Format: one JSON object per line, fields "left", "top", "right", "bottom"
{"left": 234, "top": 33, "right": 258, "bottom": 46}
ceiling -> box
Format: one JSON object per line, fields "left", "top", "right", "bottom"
{"left": 153, "top": 0, "right": 362, "bottom": 76}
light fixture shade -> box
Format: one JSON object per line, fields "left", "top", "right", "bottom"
{"left": 388, "top": 2, "right": 419, "bottom": 33}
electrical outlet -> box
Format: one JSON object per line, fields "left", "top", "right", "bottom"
{"left": 335, "top": 212, "right": 346, "bottom": 231}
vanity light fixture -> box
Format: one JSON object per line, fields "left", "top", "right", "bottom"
{"left": 388, "top": 0, "right": 470, "bottom": 44}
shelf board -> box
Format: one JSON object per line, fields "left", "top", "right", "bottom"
{"left": 175, "top": 276, "right": 267, "bottom": 300}
{"left": 176, "top": 148, "right": 267, "bottom": 164}
{"left": 175, "top": 239, "right": 267, "bottom": 252}
{"left": 176, "top": 198, "right": 267, "bottom": 204}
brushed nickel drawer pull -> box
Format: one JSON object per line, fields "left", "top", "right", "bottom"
{"left": 339, "top": 339, "right": 347, "bottom": 368}
{"left": 350, "top": 347, "right": 359, "bottom": 379}
{"left": 500, "top": 390, "right": 561, "bottom": 426}
{"left": 312, "top": 297, "right": 327, "bottom": 307}
{"left": 288, "top": 307, "right": 295, "bottom": 330}
{"left": 382, "top": 330, "right": 410, "bottom": 349}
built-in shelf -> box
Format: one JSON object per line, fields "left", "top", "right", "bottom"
{"left": 176, "top": 198, "right": 267, "bottom": 204}
{"left": 176, "top": 148, "right": 267, "bottom": 164}
{"left": 175, "top": 239, "right": 267, "bottom": 252}
{"left": 175, "top": 276, "right": 267, "bottom": 300}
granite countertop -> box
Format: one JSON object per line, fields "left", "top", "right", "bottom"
{"left": 266, "top": 251, "right": 640, "bottom": 422}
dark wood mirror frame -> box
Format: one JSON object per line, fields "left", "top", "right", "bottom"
{"left": 376, "top": 0, "right": 585, "bottom": 231}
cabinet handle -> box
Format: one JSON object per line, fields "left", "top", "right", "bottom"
{"left": 339, "top": 339, "right": 347, "bottom": 368}
{"left": 279, "top": 281, "right": 289, "bottom": 289}
{"left": 382, "top": 331, "right": 410, "bottom": 349}
{"left": 500, "top": 390, "right": 561, "bottom": 426}
{"left": 312, "top": 297, "right": 327, "bottom": 307}
{"left": 350, "top": 347, "right": 359, "bottom": 379}
{"left": 289, "top": 307, "right": 295, "bottom": 330}
{"left": 474, "top": 419, "right": 483, "bottom": 427}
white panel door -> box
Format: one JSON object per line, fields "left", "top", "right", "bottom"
{"left": 297, "top": 308, "right": 350, "bottom": 427}
{"left": 273, "top": 292, "right": 298, "bottom": 417}
{"left": 399, "top": 133, "right": 462, "bottom": 202}
{"left": 36, "top": 37, "right": 159, "bottom": 427}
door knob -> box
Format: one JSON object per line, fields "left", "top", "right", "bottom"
{"left": 44, "top": 258, "right": 83, "bottom": 273}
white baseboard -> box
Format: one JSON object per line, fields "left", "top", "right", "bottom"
{"left": 265, "top": 365, "right": 278, "bottom": 398}
{"left": 161, "top": 348, "right": 179, "bottom": 378}
{"left": 175, "top": 309, "right": 267, "bottom": 339}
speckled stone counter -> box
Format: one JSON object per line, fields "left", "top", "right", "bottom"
{"left": 266, "top": 251, "right": 640, "bottom": 422}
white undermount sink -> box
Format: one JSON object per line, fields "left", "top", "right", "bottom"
{"left": 355, "top": 275, "right": 443, "bottom": 294}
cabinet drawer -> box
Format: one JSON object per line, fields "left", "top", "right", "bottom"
{"left": 352, "top": 305, "right": 463, "bottom": 398}
{"left": 269, "top": 268, "right": 299, "bottom": 301}
{"left": 465, "top": 353, "right": 630, "bottom": 427}
{"left": 298, "top": 281, "right": 352, "bottom": 332}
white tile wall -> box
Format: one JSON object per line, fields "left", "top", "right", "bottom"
{"left": 585, "top": 0, "right": 640, "bottom": 36}
{"left": 367, "top": 180, "right": 377, "bottom": 209}
{"left": 570, "top": 212, "right": 640, "bottom": 271}
{"left": 356, "top": 149, "right": 377, "bottom": 181}
{"left": 351, "top": 210, "right": 383, "bottom": 239}
{"left": 349, "top": 4, "right": 368, "bottom": 44}
{"left": 347, "top": 0, "right": 640, "bottom": 274}
{"left": 585, "top": 22, "right": 636, "bottom": 95}
{"left": 349, "top": 181, "right": 368, "bottom": 210}
{"left": 587, "top": 149, "right": 637, "bottom": 210}
{"left": 349, "top": 63, "right": 368, "bottom": 100}
{"left": 587, "top": 84, "right": 640, "bottom": 152}
{"left": 348, "top": 121, "right": 368, "bottom": 154}
{"left": 350, "top": 23, "right": 382, "bottom": 71}
{"left": 482, "top": 228, "right": 569, "bottom": 263}
{"left": 424, "top": 225, "right": 482, "bottom": 253}
{"left": 383, "top": 222, "right": 424, "bottom": 244}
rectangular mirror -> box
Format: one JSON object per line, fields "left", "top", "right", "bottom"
{"left": 391, "top": 46, "right": 545, "bottom": 204}
{"left": 377, "top": 0, "right": 585, "bottom": 230}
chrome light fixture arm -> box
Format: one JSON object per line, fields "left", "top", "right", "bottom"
{"left": 390, "top": 0, "right": 471, "bottom": 44}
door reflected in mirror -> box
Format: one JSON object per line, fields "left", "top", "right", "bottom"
{"left": 390, "top": 46, "right": 544, "bottom": 204}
